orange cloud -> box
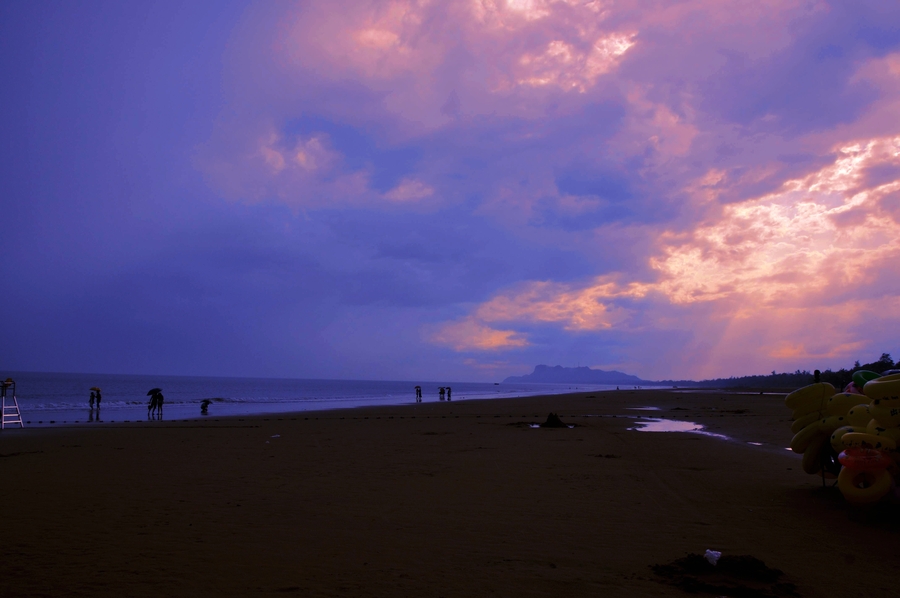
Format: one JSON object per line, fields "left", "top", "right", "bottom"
{"left": 474, "top": 279, "right": 648, "bottom": 330}
{"left": 769, "top": 342, "right": 816, "bottom": 360}
{"left": 429, "top": 318, "right": 529, "bottom": 351}
{"left": 652, "top": 135, "right": 900, "bottom": 305}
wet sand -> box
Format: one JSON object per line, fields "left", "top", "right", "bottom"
{"left": 1, "top": 389, "right": 897, "bottom": 597}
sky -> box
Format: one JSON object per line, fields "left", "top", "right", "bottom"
{"left": 2, "top": 0, "right": 899, "bottom": 382}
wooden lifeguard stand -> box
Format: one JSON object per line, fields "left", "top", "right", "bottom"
{"left": 1, "top": 378, "right": 24, "bottom": 429}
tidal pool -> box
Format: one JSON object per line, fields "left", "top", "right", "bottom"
{"left": 628, "top": 418, "right": 730, "bottom": 440}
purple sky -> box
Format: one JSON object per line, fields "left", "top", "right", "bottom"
{"left": 2, "top": 1, "right": 899, "bottom": 382}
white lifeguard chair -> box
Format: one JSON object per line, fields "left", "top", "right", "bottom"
{"left": 1, "top": 378, "right": 24, "bottom": 429}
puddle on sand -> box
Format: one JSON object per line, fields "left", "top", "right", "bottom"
{"left": 629, "top": 418, "right": 730, "bottom": 441}
{"left": 630, "top": 418, "right": 702, "bottom": 432}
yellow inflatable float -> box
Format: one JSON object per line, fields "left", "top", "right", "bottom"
{"left": 869, "top": 397, "right": 900, "bottom": 427}
{"left": 845, "top": 404, "right": 871, "bottom": 427}
{"left": 837, "top": 467, "right": 892, "bottom": 505}
{"left": 786, "top": 376, "right": 898, "bottom": 506}
{"left": 785, "top": 382, "right": 835, "bottom": 411}
{"left": 863, "top": 373, "right": 900, "bottom": 401}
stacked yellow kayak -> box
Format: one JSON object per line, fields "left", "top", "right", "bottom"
{"left": 787, "top": 372, "right": 900, "bottom": 505}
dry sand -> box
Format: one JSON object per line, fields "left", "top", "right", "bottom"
{"left": 1, "top": 389, "right": 897, "bottom": 597}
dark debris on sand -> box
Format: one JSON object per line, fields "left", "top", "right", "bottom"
{"left": 651, "top": 553, "right": 799, "bottom": 597}
{"left": 506, "top": 412, "right": 575, "bottom": 428}
{"left": 540, "top": 413, "right": 571, "bottom": 428}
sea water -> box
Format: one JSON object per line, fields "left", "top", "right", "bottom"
{"left": 0, "top": 371, "right": 620, "bottom": 427}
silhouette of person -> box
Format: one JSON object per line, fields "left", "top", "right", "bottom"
{"left": 200, "top": 399, "right": 211, "bottom": 414}
{"left": 148, "top": 393, "right": 158, "bottom": 417}
{"left": 414, "top": 386, "right": 422, "bottom": 402}
{"left": 446, "top": 386, "right": 452, "bottom": 401}
{"left": 90, "top": 391, "right": 95, "bottom": 409}
{"left": 439, "top": 387, "right": 445, "bottom": 401}
{"left": 157, "top": 392, "right": 164, "bottom": 414}
{"left": 95, "top": 390, "right": 102, "bottom": 408}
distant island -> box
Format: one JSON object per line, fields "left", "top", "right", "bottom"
{"left": 503, "top": 353, "right": 897, "bottom": 389}
{"left": 503, "top": 365, "right": 650, "bottom": 385}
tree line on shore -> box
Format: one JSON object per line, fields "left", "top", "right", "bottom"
{"left": 657, "top": 353, "right": 896, "bottom": 389}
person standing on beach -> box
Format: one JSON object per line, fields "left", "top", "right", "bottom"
{"left": 148, "top": 391, "right": 164, "bottom": 418}
{"left": 95, "top": 389, "right": 102, "bottom": 408}
{"left": 415, "top": 386, "right": 422, "bottom": 402}
{"left": 439, "top": 387, "right": 445, "bottom": 401}
{"left": 90, "top": 392, "right": 95, "bottom": 409}
{"left": 446, "top": 387, "right": 451, "bottom": 401}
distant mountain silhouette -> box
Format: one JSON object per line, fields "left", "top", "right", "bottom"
{"left": 503, "top": 353, "right": 897, "bottom": 390}
{"left": 503, "top": 365, "right": 650, "bottom": 385}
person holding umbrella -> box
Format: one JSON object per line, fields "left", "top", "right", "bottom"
{"left": 90, "top": 386, "right": 102, "bottom": 409}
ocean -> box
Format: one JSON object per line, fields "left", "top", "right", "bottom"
{"left": 0, "top": 371, "right": 624, "bottom": 427}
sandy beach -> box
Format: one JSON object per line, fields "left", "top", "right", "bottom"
{"left": 1, "top": 389, "right": 897, "bottom": 597}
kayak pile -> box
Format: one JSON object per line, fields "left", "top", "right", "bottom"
{"left": 786, "top": 370, "right": 900, "bottom": 505}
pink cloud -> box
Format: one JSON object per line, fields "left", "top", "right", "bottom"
{"left": 274, "top": 0, "right": 640, "bottom": 128}
{"left": 203, "top": 1, "right": 843, "bottom": 215}
{"left": 383, "top": 178, "right": 435, "bottom": 202}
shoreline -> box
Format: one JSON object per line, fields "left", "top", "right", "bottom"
{"left": 2, "top": 385, "right": 780, "bottom": 427}
{"left": 2, "top": 389, "right": 897, "bottom": 597}
{"left": 4, "top": 383, "right": 652, "bottom": 428}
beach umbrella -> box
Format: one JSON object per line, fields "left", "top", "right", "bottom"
{"left": 147, "top": 388, "right": 162, "bottom": 396}
{"left": 90, "top": 386, "right": 101, "bottom": 391}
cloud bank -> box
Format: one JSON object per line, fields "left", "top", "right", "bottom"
{"left": 192, "top": 0, "right": 900, "bottom": 379}
{"left": 5, "top": 0, "right": 899, "bottom": 381}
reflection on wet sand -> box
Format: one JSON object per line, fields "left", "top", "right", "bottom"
{"left": 629, "top": 417, "right": 730, "bottom": 440}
